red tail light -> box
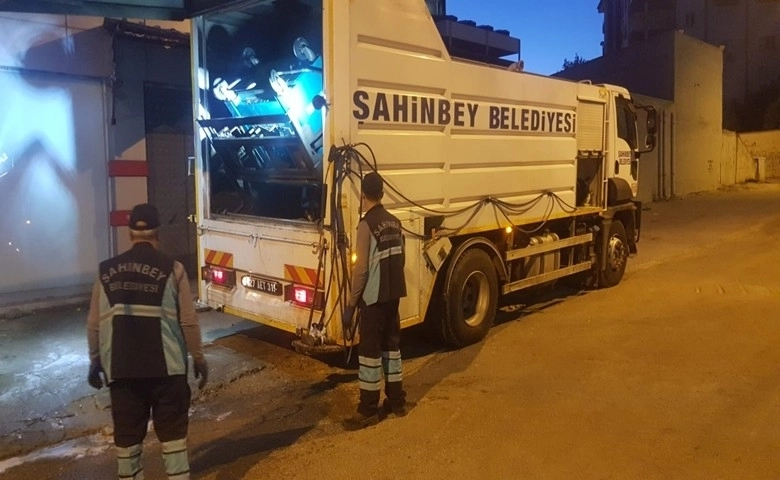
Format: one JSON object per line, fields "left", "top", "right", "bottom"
{"left": 284, "top": 284, "right": 324, "bottom": 310}
{"left": 294, "top": 287, "right": 308, "bottom": 303}
{"left": 201, "top": 266, "right": 236, "bottom": 287}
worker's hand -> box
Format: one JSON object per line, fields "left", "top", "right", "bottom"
{"left": 342, "top": 305, "right": 356, "bottom": 339}
{"left": 87, "top": 360, "right": 105, "bottom": 390}
{"left": 193, "top": 357, "right": 208, "bottom": 390}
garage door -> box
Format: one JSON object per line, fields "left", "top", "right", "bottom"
{"left": 0, "top": 70, "right": 110, "bottom": 300}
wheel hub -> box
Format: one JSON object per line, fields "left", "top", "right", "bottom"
{"left": 461, "top": 271, "right": 490, "bottom": 327}
{"left": 607, "top": 235, "right": 626, "bottom": 271}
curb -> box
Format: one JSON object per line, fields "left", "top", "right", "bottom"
{"left": 0, "top": 296, "right": 90, "bottom": 320}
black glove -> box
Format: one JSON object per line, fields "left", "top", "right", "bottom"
{"left": 87, "top": 360, "right": 105, "bottom": 390}
{"left": 342, "top": 305, "right": 356, "bottom": 339}
{"left": 194, "top": 357, "right": 208, "bottom": 390}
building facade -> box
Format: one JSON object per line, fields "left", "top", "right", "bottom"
{"left": 0, "top": 12, "right": 193, "bottom": 309}
{"left": 598, "top": 0, "right": 632, "bottom": 54}
{"left": 425, "top": 0, "right": 447, "bottom": 16}
{"left": 556, "top": 31, "right": 725, "bottom": 200}
{"left": 599, "top": 0, "right": 780, "bottom": 129}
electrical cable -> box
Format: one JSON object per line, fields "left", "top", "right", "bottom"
{"left": 342, "top": 144, "right": 484, "bottom": 216}
{"left": 304, "top": 238, "right": 326, "bottom": 335}
{"left": 332, "top": 142, "right": 586, "bottom": 242}
{"left": 321, "top": 142, "right": 584, "bottom": 363}
{"left": 429, "top": 198, "right": 490, "bottom": 237}
{"left": 551, "top": 192, "right": 579, "bottom": 213}
{"left": 494, "top": 194, "right": 556, "bottom": 235}
{"left": 327, "top": 146, "right": 360, "bottom": 363}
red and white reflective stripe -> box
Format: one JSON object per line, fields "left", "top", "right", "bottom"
{"left": 284, "top": 264, "right": 322, "bottom": 288}
{"left": 204, "top": 249, "right": 234, "bottom": 268}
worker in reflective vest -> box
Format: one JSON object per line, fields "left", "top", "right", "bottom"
{"left": 343, "top": 172, "right": 412, "bottom": 430}
{"left": 86, "top": 203, "right": 207, "bottom": 480}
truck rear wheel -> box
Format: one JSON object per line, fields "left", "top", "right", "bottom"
{"left": 441, "top": 248, "right": 499, "bottom": 347}
{"left": 598, "top": 220, "right": 628, "bottom": 288}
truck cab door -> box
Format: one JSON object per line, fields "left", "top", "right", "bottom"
{"left": 612, "top": 95, "right": 639, "bottom": 198}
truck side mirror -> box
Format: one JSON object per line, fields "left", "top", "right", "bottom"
{"left": 645, "top": 107, "right": 657, "bottom": 136}
{"left": 644, "top": 134, "right": 656, "bottom": 151}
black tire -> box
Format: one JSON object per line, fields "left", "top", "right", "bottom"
{"left": 441, "top": 248, "right": 499, "bottom": 348}
{"left": 598, "top": 220, "right": 628, "bottom": 288}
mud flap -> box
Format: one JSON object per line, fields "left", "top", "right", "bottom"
{"left": 626, "top": 201, "right": 641, "bottom": 254}
{"left": 632, "top": 200, "right": 642, "bottom": 243}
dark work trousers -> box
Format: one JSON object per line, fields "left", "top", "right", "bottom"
{"left": 357, "top": 299, "right": 406, "bottom": 415}
{"left": 110, "top": 375, "right": 192, "bottom": 480}
{"left": 110, "top": 375, "right": 191, "bottom": 446}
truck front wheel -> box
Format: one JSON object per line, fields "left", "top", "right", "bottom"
{"left": 598, "top": 220, "right": 628, "bottom": 288}
{"left": 441, "top": 248, "right": 499, "bottom": 347}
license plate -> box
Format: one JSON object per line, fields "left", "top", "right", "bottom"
{"left": 241, "top": 275, "right": 283, "bottom": 296}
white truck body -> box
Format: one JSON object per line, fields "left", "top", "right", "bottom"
{"left": 191, "top": 0, "right": 655, "bottom": 351}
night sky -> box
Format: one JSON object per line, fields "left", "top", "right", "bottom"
{"left": 445, "top": 0, "right": 604, "bottom": 75}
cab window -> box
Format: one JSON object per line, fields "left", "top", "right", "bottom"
{"left": 615, "top": 96, "right": 637, "bottom": 150}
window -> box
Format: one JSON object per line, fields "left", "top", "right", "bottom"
{"left": 615, "top": 96, "right": 638, "bottom": 150}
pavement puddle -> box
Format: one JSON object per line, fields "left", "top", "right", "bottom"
{"left": 0, "top": 433, "right": 110, "bottom": 474}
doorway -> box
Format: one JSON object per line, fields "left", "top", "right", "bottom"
{"left": 144, "top": 84, "right": 196, "bottom": 277}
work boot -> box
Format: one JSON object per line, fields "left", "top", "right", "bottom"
{"left": 342, "top": 411, "right": 381, "bottom": 431}
{"left": 382, "top": 398, "right": 416, "bottom": 417}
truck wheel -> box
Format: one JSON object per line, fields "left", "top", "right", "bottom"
{"left": 599, "top": 220, "right": 628, "bottom": 288}
{"left": 442, "top": 248, "right": 498, "bottom": 347}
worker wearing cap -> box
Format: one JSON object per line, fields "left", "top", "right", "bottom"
{"left": 86, "top": 203, "right": 207, "bottom": 480}
{"left": 343, "top": 172, "right": 410, "bottom": 430}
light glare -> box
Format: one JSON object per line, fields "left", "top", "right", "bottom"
{"left": 294, "top": 288, "right": 307, "bottom": 303}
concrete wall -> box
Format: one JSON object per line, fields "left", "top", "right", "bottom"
{"left": 735, "top": 134, "right": 758, "bottom": 183}
{"left": 0, "top": 13, "right": 193, "bottom": 261}
{"left": 720, "top": 130, "right": 758, "bottom": 185}
{"left": 720, "top": 130, "right": 738, "bottom": 186}
{"left": 739, "top": 130, "right": 780, "bottom": 179}
{"left": 605, "top": 0, "right": 780, "bottom": 115}
{"left": 671, "top": 33, "right": 723, "bottom": 196}
{"left": 0, "top": 12, "right": 192, "bottom": 307}
{"left": 0, "top": 13, "right": 112, "bottom": 76}
{"left": 633, "top": 93, "right": 675, "bottom": 202}
{"left": 554, "top": 30, "right": 675, "bottom": 102}
{"left": 557, "top": 31, "right": 724, "bottom": 199}
{"left": 0, "top": 13, "right": 113, "bottom": 304}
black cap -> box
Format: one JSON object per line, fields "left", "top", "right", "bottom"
{"left": 129, "top": 203, "right": 160, "bottom": 231}
{"left": 361, "top": 172, "right": 384, "bottom": 198}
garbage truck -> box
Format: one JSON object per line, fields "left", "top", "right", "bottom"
{"left": 191, "top": 0, "right": 657, "bottom": 353}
